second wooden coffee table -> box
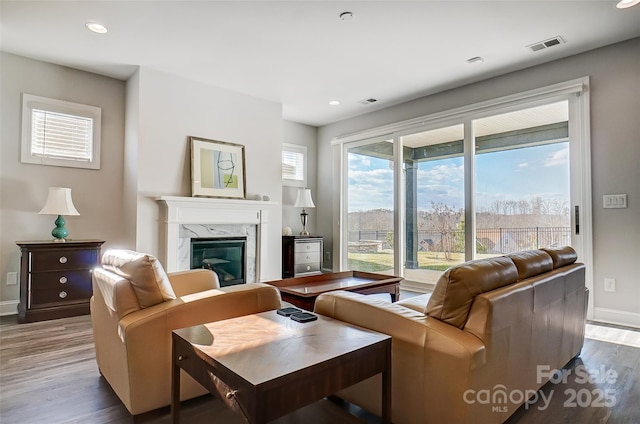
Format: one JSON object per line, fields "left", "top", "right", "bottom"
{"left": 172, "top": 310, "right": 391, "bottom": 424}
{"left": 269, "top": 271, "right": 403, "bottom": 311}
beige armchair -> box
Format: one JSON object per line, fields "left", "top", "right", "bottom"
{"left": 90, "top": 249, "right": 282, "bottom": 416}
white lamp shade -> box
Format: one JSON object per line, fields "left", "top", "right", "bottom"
{"left": 294, "top": 188, "right": 315, "bottom": 208}
{"left": 39, "top": 187, "right": 80, "bottom": 216}
{"left": 617, "top": 0, "right": 640, "bottom": 8}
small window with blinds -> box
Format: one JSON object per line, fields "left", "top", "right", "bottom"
{"left": 21, "top": 94, "right": 101, "bottom": 169}
{"left": 282, "top": 143, "right": 307, "bottom": 187}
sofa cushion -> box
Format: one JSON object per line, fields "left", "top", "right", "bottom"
{"left": 541, "top": 246, "right": 577, "bottom": 268}
{"left": 508, "top": 249, "right": 553, "bottom": 280}
{"left": 101, "top": 249, "right": 176, "bottom": 308}
{"left": 425, "top": 256, "right": 518, "bottom": 328}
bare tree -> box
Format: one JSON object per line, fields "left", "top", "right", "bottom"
{"left": 426, "top": 202, "right": 463, "bottom": 261}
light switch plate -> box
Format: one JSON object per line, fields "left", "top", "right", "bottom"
{"left": 603, "top": 194, "right": 627, "bottom": 209}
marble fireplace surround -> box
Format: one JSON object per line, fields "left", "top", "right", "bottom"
{"left": 156, "top": 196, "right": 277, "bottom": 282}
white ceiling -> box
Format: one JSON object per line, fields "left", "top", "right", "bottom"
{"left": 2, "top": 1, "right": 639, "bottom": 127}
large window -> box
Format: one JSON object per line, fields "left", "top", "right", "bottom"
{"left": 337, "top": 78, "right": 592, "bottom": 299}
{"left": 21, "top": 94, "right": 101, "bottom": 169}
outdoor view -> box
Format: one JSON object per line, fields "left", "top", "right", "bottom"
{"left": 347, "top": 102, "right": 571, "bottom": 285}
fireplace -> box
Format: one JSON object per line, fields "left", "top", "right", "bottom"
{"left": 191, "top": 237, "right": 246, "bottom": 287}
{"left": 157, "top": 196, "right": 281, "bottom": 282}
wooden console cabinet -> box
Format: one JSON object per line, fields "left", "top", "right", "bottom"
{"left": 16, "top": 240, "right": 105, "bottom": 323}
{"left": 282, "top": 235, "right": 323, "bottom": 278}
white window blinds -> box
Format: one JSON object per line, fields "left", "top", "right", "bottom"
{"left": 282, "top": 144, "right": 307, "bottom": 186}
{"left": 31, "top": 109, "right": 93, "bottom": 161}
{"left": 21, "top": 94, "right": 101, "bottom": 169}
{"left": 282, "top": 149, "right": 304, "bottom": 181}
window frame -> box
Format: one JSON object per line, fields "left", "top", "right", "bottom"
{"left": 21, "top": 93, "right": 102, "bottom": 170}
{"left": 282, "top": 143, "right": 307, "bottom": 187}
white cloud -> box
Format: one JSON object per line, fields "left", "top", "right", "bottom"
{"left": 348, "top": 153, "right": 371, "bottom": 169}
{"left": 544, "top": 147, "right": 569, "bottom": 167}
{"left": 418, "top": 163, "right": 463, "bottom": 184}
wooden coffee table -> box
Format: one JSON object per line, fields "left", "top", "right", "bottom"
{"left": 171, "top": 310, "right": 391, "bottom": 424}
{"left": 269, "top": 271, "right": 403, "bottom": 311}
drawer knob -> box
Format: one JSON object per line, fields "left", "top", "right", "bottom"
{"left": 59, "top": 256, "right": 68, "bottom": 264}
{"left": 306, "top": 265, "right": 311, "bottom": 271}
{"left": 59, "top": 291, "right": 68, "bottom": 299}
{"left": 59, "top": 276, "right": 68, "bottom": 284}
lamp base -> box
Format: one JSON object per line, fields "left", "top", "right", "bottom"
{"left": 299, "top": 209, "right": 310, "bottom": 236}
{"left": 51, "top": 215, "right": 69, "bottom": 242}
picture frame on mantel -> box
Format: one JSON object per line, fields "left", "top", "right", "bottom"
{"left": 190, "top": 136, "right": 246, "bottom": 199}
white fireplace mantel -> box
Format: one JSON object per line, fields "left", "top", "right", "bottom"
{"left": 156, "top": 196, "right": 278, "bottom": 279}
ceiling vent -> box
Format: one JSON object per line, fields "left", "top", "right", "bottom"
{"left": 527, "top": 36, "right": 565, "bottom": 52}
{"left": 358, "top": 98, "right": 379, "bottom": 105}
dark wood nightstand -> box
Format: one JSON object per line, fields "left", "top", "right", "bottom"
{"left": 282, "top": 235, "right": 323, "bottom": 278}
{"left": 16, "top": 240, "right": 105, "bottom": 323}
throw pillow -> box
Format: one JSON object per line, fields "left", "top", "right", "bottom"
{"left": 101, "top": 249, "right": 176, "bottom": 308}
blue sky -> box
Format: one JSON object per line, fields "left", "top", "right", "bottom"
{"left": 347, "top": 142, "right": 570, "bottom": 212}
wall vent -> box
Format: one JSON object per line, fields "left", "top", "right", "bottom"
{"left": 358, "top": 98, "right": 378, "bottom": 105}
{"left": 527, "top": 36, "right": 565, "bottom": 52}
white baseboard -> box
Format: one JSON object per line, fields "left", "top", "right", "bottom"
{"left": 0, "top": 300, "right": 19, "bottom": 317}
{"left": 593, "top": 307, "right": 640, "bottom": 329}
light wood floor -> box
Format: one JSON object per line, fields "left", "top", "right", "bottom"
{"left": 0, "top": 313, "right": 638, "bottom": 424}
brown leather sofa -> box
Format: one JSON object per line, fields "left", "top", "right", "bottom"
{"left": 315, "top": 246, "right": 587, "bottom": 424}
{"left": 90, "top": 249, "right": 282, "bottom": 416}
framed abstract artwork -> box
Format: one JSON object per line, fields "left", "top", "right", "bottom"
{"left": 190, "top": 136, "right": 246, "bottom": 199}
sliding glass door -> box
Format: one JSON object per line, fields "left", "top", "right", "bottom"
{"left": 339, "top": 80, "right": 591, "bottom": 298}
{"left": 401, "top": 124, "right": 466, "bottom": 285}
{"left": 344, "top": 138, "right": 395, "bottom": 275}
{"left": 474, "top": 101, "right": 571, "bottom": 257}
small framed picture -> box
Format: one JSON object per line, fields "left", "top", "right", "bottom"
{"left": 190, "top": 136, "right": 246, "bottom": 199}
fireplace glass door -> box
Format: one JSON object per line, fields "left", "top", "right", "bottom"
{"left": 190, "top": 237, "right": 246, "bottom": 287}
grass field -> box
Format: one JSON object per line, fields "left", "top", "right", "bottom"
{"left": 348, "top": 250, "right": 466, "bottom": 272}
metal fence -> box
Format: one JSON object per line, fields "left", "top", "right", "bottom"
{"left": 348, "top": 227, "right": 571, "bottom": 254}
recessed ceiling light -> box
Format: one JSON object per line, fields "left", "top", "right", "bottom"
{"left": 339, "top": 12, "right": 354, "bottom": 21}
{"left": 85, "top": 22, "right": 108, "bottom": 34}
{"left": 466, "top": 56, "right": 484, "bottom": 64}
{"left": 329, "top": 100, "right": 340, "bottom": 106}
{"left": 616, "top": 0, "right": 640, "bottom": 8}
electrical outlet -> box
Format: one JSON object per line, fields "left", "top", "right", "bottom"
{"left": 324, "top": 251, "right": 331, "bottom": 260}
{"left": 6, "top": 272, "right": 17, "bottom": 286}
{"left": 604, "top": 278, "right": 616, "bottom": 292}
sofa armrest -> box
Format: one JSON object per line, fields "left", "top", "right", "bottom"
{"left": 314, "top": 291, "right": 486, "bottom": 424}
{"left": 168, "top": 269, "right": 220, "bottom": 297}
{"left": 119, "top": 283, "right": 281, "bottom": 335}
{"left": 106, "top": 283, "right": 281, "bottom": 414}
{"left": 315, "top": 291, "right": 485, "bottom": 366}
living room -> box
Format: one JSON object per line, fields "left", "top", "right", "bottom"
{"left": 1, "top": 1, "right": 639, "bottom": 423}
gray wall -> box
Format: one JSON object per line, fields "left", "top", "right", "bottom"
{"left": 129, "top": 67, "right": 284, "bottom": 281}
{"left": 317, "top": 38, "right": 640, "bottom": 327}
{"left": 0, "top": 53, "right": 127, "bottom": 313}
{"left": 0, "top": 54, "right": 286, "bottom": 312}
{"left": 282, "top": 121, "right": 319, "bottom": 237}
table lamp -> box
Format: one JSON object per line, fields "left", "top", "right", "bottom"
{"left": 39, "top": 187, "right": 80, "bottom": 242}
{"left": 294, "top": 188, "right": 315, "bottom": 236}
